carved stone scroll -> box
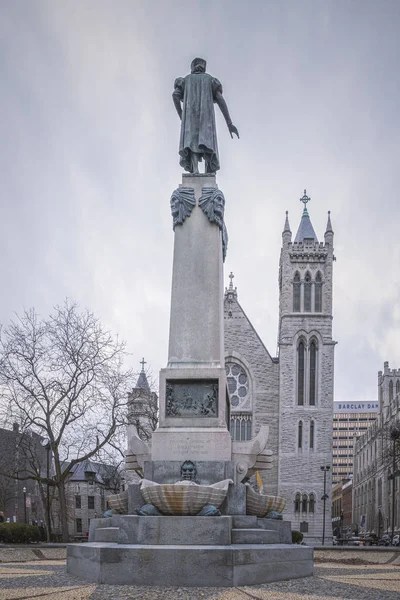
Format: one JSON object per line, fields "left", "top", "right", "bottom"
{"left": 170, "top": 187, "right": 196, "bottom": 230}
{"left": 199, "top": 187, "right": 228, "bottom": 261}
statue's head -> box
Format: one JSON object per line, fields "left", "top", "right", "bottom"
{"left": 180, "top": 460, "right": 197, "bottom": 481}
{"left": 191, "top": 57, "right": 206, "bottom": 74}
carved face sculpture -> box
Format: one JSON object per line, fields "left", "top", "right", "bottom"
{"left": 180, "top": 460, "right": 197, "bottom": 481}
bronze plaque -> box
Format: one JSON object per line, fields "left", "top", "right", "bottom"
{"left": 165, "top": 380, "right": 219, "bottom": 417}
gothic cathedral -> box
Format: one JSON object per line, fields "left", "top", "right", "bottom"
{"left": 224, "top": 191, "right": 335, "bottom": 544}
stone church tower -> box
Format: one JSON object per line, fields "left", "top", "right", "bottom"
{"left": 224, "top": 190, "right": 335, "bottom": 545}
{"left": 277, "top": 191, "right": 335, "bottom": 544}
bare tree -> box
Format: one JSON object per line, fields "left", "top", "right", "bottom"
{"left": 0, "top": 301, "right": 133, "bottom": 541}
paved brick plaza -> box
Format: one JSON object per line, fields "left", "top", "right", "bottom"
{"left": 0, "top": 555, "right": 399, "bottom": 600}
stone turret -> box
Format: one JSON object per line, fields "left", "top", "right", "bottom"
{"left": 277, "top": 189, "right": 336, "bottom": 545}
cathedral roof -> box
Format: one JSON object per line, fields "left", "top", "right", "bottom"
{"left": 294, "top": 190, "right": 318, "bottom": 243}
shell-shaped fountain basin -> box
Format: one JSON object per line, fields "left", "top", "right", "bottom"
{"left": 140, "top": 478, "right": 232, "bottom": 516}
{"left": 107, "top": 489, "right": 129, "bottom": 514}
{"left": 246, "top": 484, "right": 286, "bottom": 517}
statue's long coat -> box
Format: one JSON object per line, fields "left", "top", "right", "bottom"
{"left": 174, "top": 73, "right": 222, "bottom": 173}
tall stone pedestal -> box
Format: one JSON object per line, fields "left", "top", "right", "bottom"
{"left": 152, "top": 173, "right": 231, "bottom": 464}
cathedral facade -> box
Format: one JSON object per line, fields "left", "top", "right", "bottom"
{"left": 224, "top": 193, "right": 336, "bottom": 544}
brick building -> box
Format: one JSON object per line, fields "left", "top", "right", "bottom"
{"left": 0, "top": 423, "right": 47, "bottom": 524}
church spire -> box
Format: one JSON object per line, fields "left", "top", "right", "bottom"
{"left": 294, "top": 189, "right": 318, "bottom": 243}
{"left": 134, "top": 358, "right": 151, "bottom": 393}
{"left": 282, "top": 211, "right": 292, "bottom": 244}
{"left": 324, "top": 211, "right": 333, "bottom": 245}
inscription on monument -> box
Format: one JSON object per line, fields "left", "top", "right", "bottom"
{"left": 165, "top": 380, "right": 218, "bottom": 417}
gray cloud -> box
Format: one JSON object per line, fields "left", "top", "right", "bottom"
{"left": 1, "top": 0, "right": 399, "bottom": 401}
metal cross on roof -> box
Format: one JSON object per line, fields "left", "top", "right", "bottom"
{"left": 300, "top": 189, "right": 311, "bottom": 207}
{"left": 140, "top": 357, "right": 147, "bottom": 371}
{"left": 229, "top": 271, "right": 235, "bottom": 289}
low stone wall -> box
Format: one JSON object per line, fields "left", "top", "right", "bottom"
{"left": 0, "top": 545, "right": 67, "bottom": 562}
{"left": 315, "top": 547, "right": 400, "bottom": 565}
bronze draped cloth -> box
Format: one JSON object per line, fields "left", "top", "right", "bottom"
{"left": 174, "top": 73, "right": 222, "bottom": 173}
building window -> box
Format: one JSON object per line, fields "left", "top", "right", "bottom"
{"left": 88, "top": 496, "right": 95, "bottom": 510}
{"left": 76, "top": 518, "right": 82, "bottom": 533}
{"left": 298, "top": 421, "right": 303, "bottom": 449}
{"left": 315, "top": 272, "right": 322, "bottom": 312}
{"left": 389, "top": 380, "right": 393, "bottom": 401}
{"left": 75, "top": 495, "right": 81, "bottom": 509}
{"left": 226, "top": 361, "right": 250, "bottom": 409}
{"left": 309, "top": 341, "right": 317, "bottom": 406}
{"left": 293, "top": 272, "right": 301, "bottom": 312}
{"left": 230, "top": 413, "right": 252, "bottom": 441}
{"left": 302, "top": 494, "right": 308, "bottom": 512}
{"left": 294, "top": 493, "right": 300, "bottom": 512}
{"left": 396, "top": 380, "right": 400, "bottom": 396}
{"left": 297, "top": 341, "right": 305, "bottom": 405}
{"left": 310, "top": 421, "right": 315, "bottom": 449}
{"left": 304, "top": 272, "right": 312, "bottom": 312}
{"left": 309, "top": 493, "right": 315, "bottom": 513}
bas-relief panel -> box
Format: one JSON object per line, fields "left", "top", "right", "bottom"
{"left": 165, "top": 380, "right": 218, "bottom": 417}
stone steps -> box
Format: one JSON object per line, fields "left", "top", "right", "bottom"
{"left": 68, "top": 543, "right": 314, "bottom": 586}
{"left": 94, "top": 527, "right": 119, "bottom": 543}
{"left": 231, "top": 528, "right": 279, "bottom": 544}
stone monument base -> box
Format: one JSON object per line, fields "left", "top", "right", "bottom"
{"left": 66, "top": 515, "right": 313, "bottom": 586}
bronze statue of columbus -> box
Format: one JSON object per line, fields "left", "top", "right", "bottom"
{"left": 173, "top": 58, "right": 239, "bottom": 174}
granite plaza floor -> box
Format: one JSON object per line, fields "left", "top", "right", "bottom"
{"left": 0, "top": 559, "right": 399, "bottom": 600}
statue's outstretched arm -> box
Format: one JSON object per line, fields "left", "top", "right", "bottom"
{"left": 215, "top": 91, "right": 239, "bottom": 139}
{"left": 172, "top": 90, "right": 183, "bottom": 120}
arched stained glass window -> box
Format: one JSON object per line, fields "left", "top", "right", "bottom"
{"left": 309, "top": 493, "right": 315, "bottom": 513}
{"left": 293, "top": 272, "right": 301, "bottom": 312}
{"left": 297, "top": 341, "right": 305, "bottom": 406}
{"left": 315, "top": 272, "right": 322, "bottom": 312}
{"left": 304, "top": 272, "right": 312, "bottom": 312}
{"left": 309, "top": 341, "right": 317, "bottom": 406}
{"left": 298, "top": 421, "right": 303, "bottom": 449}
{"left": 310, "top": 420, "right": 315, "bottom": 449}
{"left": 389, "top": 380, "right": 393, "bottom": 401}
{"left": 302, "top": 493, "right": 308, "bottom": 513}
{"left": 294, "top": 493, "right": 300, "bottom": 512}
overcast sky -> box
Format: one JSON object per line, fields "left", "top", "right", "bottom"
{"left": 1, "top": 1, "right": 399, "bottom": 403}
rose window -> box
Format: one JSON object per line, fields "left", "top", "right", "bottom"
{"left": 225, "top": 361, "right": 249, "bottom": 407}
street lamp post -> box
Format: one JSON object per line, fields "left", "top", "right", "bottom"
{"left": 22, "top": 487, "right": 27, "bottom": 524}
{"left": 389, "top": 425, "right": 400, "bottom": 543}
{"left": 320, "top": 465, "right": 330, "bottom": 546}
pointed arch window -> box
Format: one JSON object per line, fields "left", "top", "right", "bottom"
{"left": 389, "top": 380, "right": 393, "bottom": 401}
{"left": 293, "top": 272, "right": 301, "bottom": 312}
{"left": 294, "top": 493, "right": 300, "bottom": 512}
{"left": 315, "top": 272, "right": 322, "bottom": 312}
{"left": 396, "top": 380, "right": 400, "bottom": 396}
{"left": 309, "top": 493, "right": 315, "bottom": 513}
{"left": 298, "top": 421, "right": 303, "bottom": 449}
{"left": 310, "top": 420, "right": 315, "bottom": 449}
{"left": 302, "top": 493, "right": 308, "bottom": 513}
{"left": 304, "top": 272, "right": 312, "bottom": 312}
{"left": 297, "top": 341, "right": 305, "bottom": 406}
{"left": 309, "top": 341, "right": 317, "bottom": 406}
